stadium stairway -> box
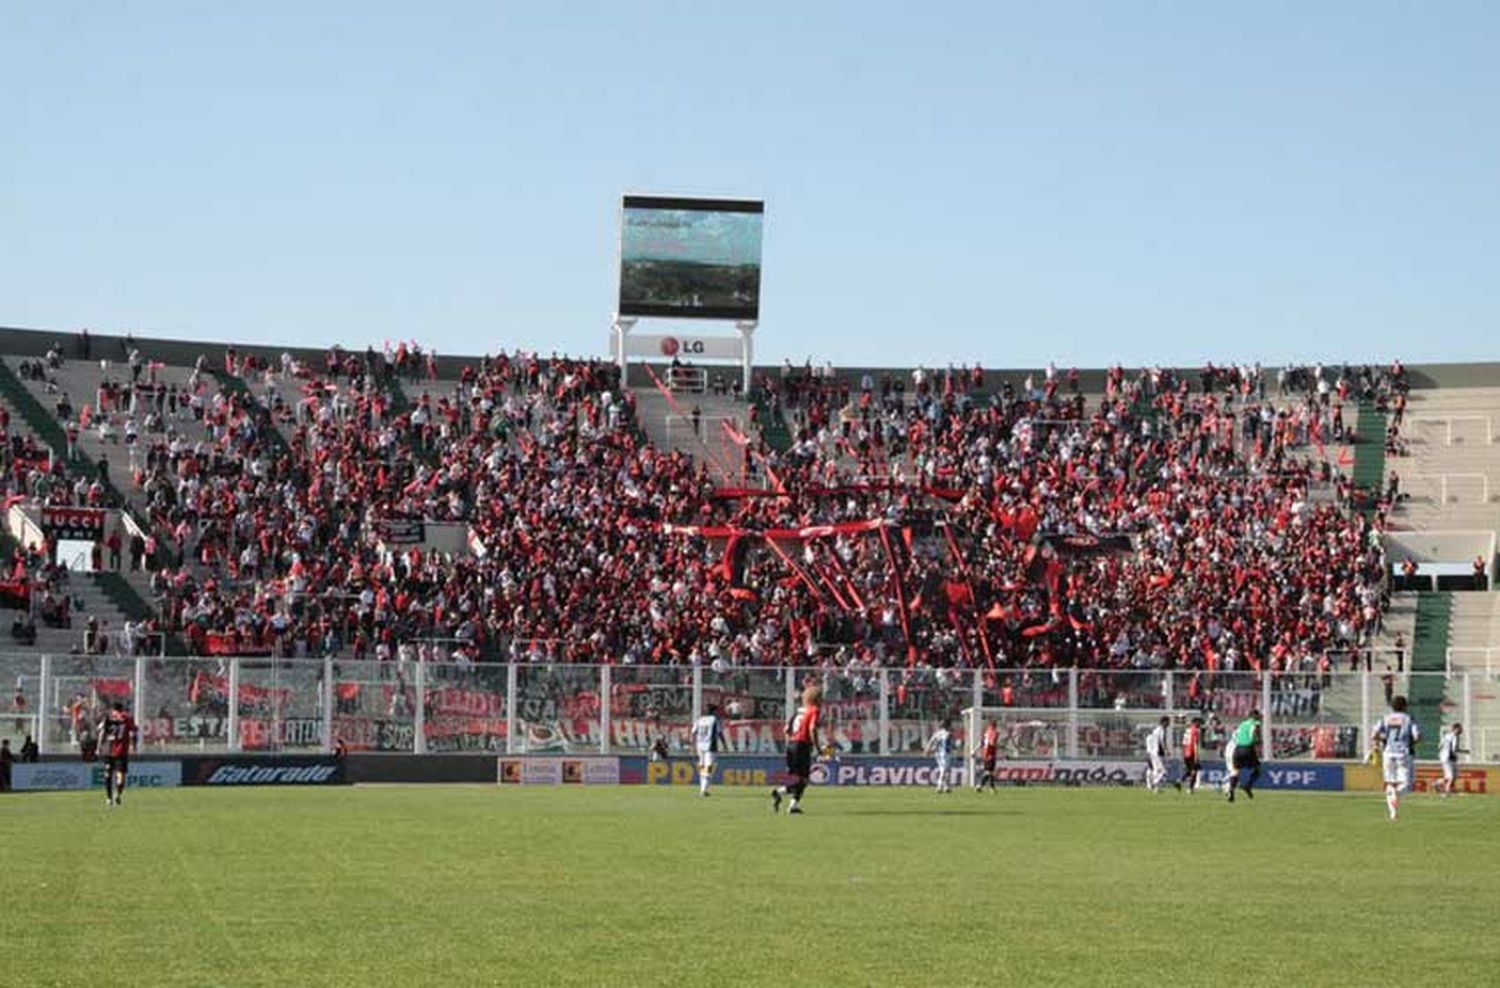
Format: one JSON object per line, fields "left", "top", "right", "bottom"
{"left": 634, "top": 388, "right": 753, "bottom": 485}
{"left": 1352, "top": 399, "right": 1388, "bottom": 513}
{"left": 751, "top": 393, "right": 793, "bottom": 453}
{"left": 1406, "top": 592, "right": 1452, "bottom": 746}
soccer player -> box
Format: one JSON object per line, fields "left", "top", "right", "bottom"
{"left": 1437, "top": 723, "right": 1467, "bottom": 798}
{"left": 1372, "top": 695, "right": 1420, "bottom": 820}
{"left": 974, "top": 719, "right": 1000, "bottom": 792}
{"left": 98, "top": 701, "right": 137, "bottom": 807}
{"left": 1180, "top": 716, "right": 1204, "bottom": 794}
{"left": 772, "top": 682, "right": 823, "bottom": 815}
{"left": 926, "top": 720, "right": 954, "bottom": 793}
{"left": 691, "top": 704, "right": 726, "bottom": 797}
{"left": 1223, "top": 709, "right": 1262, "bottom": 803}
{"left": 1145, "top": 716, "right": 1171, "bottom": 793}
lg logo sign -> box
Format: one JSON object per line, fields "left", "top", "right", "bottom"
{"left": 659, "top": 337, "right": 706, "bottom": 357}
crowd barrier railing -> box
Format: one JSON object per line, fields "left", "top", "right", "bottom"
{"left": 2, "top": 656, "right": 1492, "bottom": 766}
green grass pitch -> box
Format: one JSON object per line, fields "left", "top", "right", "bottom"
{"left": 5, "top": 784, "right": 1499, "bottom": 987}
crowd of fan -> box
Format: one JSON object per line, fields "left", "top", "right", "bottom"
{"left": 720, "top": 359, "right": 1409, "bottom": 678}
{"left": 10, "top": 339, "right": 1414, "bottom": 680}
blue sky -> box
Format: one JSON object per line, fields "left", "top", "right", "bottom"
{"left": 3, "top": 2, "right": 1497, "bottom": 368}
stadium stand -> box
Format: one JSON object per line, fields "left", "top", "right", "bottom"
{"left": 1380, "top": 377, "right": 1500, "bottom": 757}
{"left": 0, "top": 323, "right": 1495, "bottom": 766}
{"left": 1, "top": 326, "right": 1495, "bottom": 746}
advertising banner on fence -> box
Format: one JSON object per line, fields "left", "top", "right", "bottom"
{"left": 1197, "top": 762, "right": 1344, "bottom": 791}
{"left": 179, "top": 756, "right": 347, "bottom": 786}
{"left": 822, "top": 758, "right": 1153, "bottom": 787}
{"left": 12, "top": 761, "right": 182, "bottom": 792}
{"left": 635, "top": 756, "right": 788, "bottom": 787}
{"left": 1344, "top": 763, "right": 1495, "bottom": 794}
{"left": 626, "top": 756, "right": 1347, "bottom": 789}
{"left": 497, "top": 757, "right": 621, "bottom": 785}
{"left": 630, "top": 756, "right": 1158, "bottom": 788}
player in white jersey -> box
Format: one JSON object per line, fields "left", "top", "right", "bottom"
{"left": 1144, "top": 716, "right": 1173, "bottom": 793}
{"left": 1437, "top": 723, "right": 1467, "bottom": 798}
{"left": 691, "top": 705, "right": 726, "bottom": 797}
{"left": 926, "top": 721, "right": 954, "bottom": 793}
{"left": 1371, "top": 695, "right": 1421, "bottom": 820}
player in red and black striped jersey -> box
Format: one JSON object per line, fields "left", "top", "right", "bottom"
{"left": 98, "top": 702, "right": 137, "bottom": 806}
{"left": 975, "top": 720, "right": 1000, "bottom": 792}
{"left": 772, "top": 683, "right": 823, "bottom": 815}
{"left": 1180, "top": 716, "right": 1204, "bottom": 794}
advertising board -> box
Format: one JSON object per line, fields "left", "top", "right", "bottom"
{"left": 497, "top": 757, "right": 621, "bottom": 785}
{"left": 629, "top": 757, "right": 1157, "bottom": 787}
{"left": 1344, "top": 762, "right": 1495, "bottom": 794}
{"left": 11, "top": 761, "right": 182, "bottom": 792}
{"left": 180, "top": 756, "right": 347, "bottom": 786}
{"left": 1197, "top": 762, "right": 1344, "bottom": 791}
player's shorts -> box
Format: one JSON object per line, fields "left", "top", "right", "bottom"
{"left": 1147, "top": 753, "right": 1165, "bottom": 775}
{"left": 103, "top": 754, "right": 128, "bottom": 776}
{"left": 1182, "top": 755, "right": 1200, "bottom": 775}
{"left": 786, "top": 741, "right": 813, "bottom": 779}
{"left": 697, "top": 750, "right": 716, "bottom": 772}
{"left": 1383, "top": 753, "right": 1412, "bottom": 790}
{"left": 1442, "top": 758, "right": 1457, "bottom": 783}
{"left": 1230, "top": 745, "right": 1260, "bottom": 771}
{"left": 982, "top": 754, "right": 997, "bottom": 774}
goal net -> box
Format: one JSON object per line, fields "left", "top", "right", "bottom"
{"left": 960, "top": 706, "right": 1066, "bottom": 761}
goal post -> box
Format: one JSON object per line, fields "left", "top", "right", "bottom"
{"left": 960, "top": 706, "right": 1067, "bottom": 764}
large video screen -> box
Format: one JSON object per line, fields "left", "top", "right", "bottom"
{"left": 618, "top": 196, "right": 763, "bottom": 320}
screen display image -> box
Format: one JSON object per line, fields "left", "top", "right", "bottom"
{"left": 618, "top": 196, "right": 763, "bottom": 320}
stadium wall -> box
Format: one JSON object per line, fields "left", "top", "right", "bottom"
{"left": 1, "top": 324, "right": 1496, "bottom": 391}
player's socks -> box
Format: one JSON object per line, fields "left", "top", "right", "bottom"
{"left": 1386, "top": 787, "right": 1399, "bottom": 819}
{"left": 771, "top": 788, "right": 782, "bottom": 812}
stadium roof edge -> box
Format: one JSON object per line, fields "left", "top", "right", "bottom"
{"left": 1, "top": 323, "right": 1495, "bottom": 390}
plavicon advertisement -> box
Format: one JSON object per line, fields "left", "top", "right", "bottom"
{"left": 618, "top": 196, "right": 763, "bottom": 320}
